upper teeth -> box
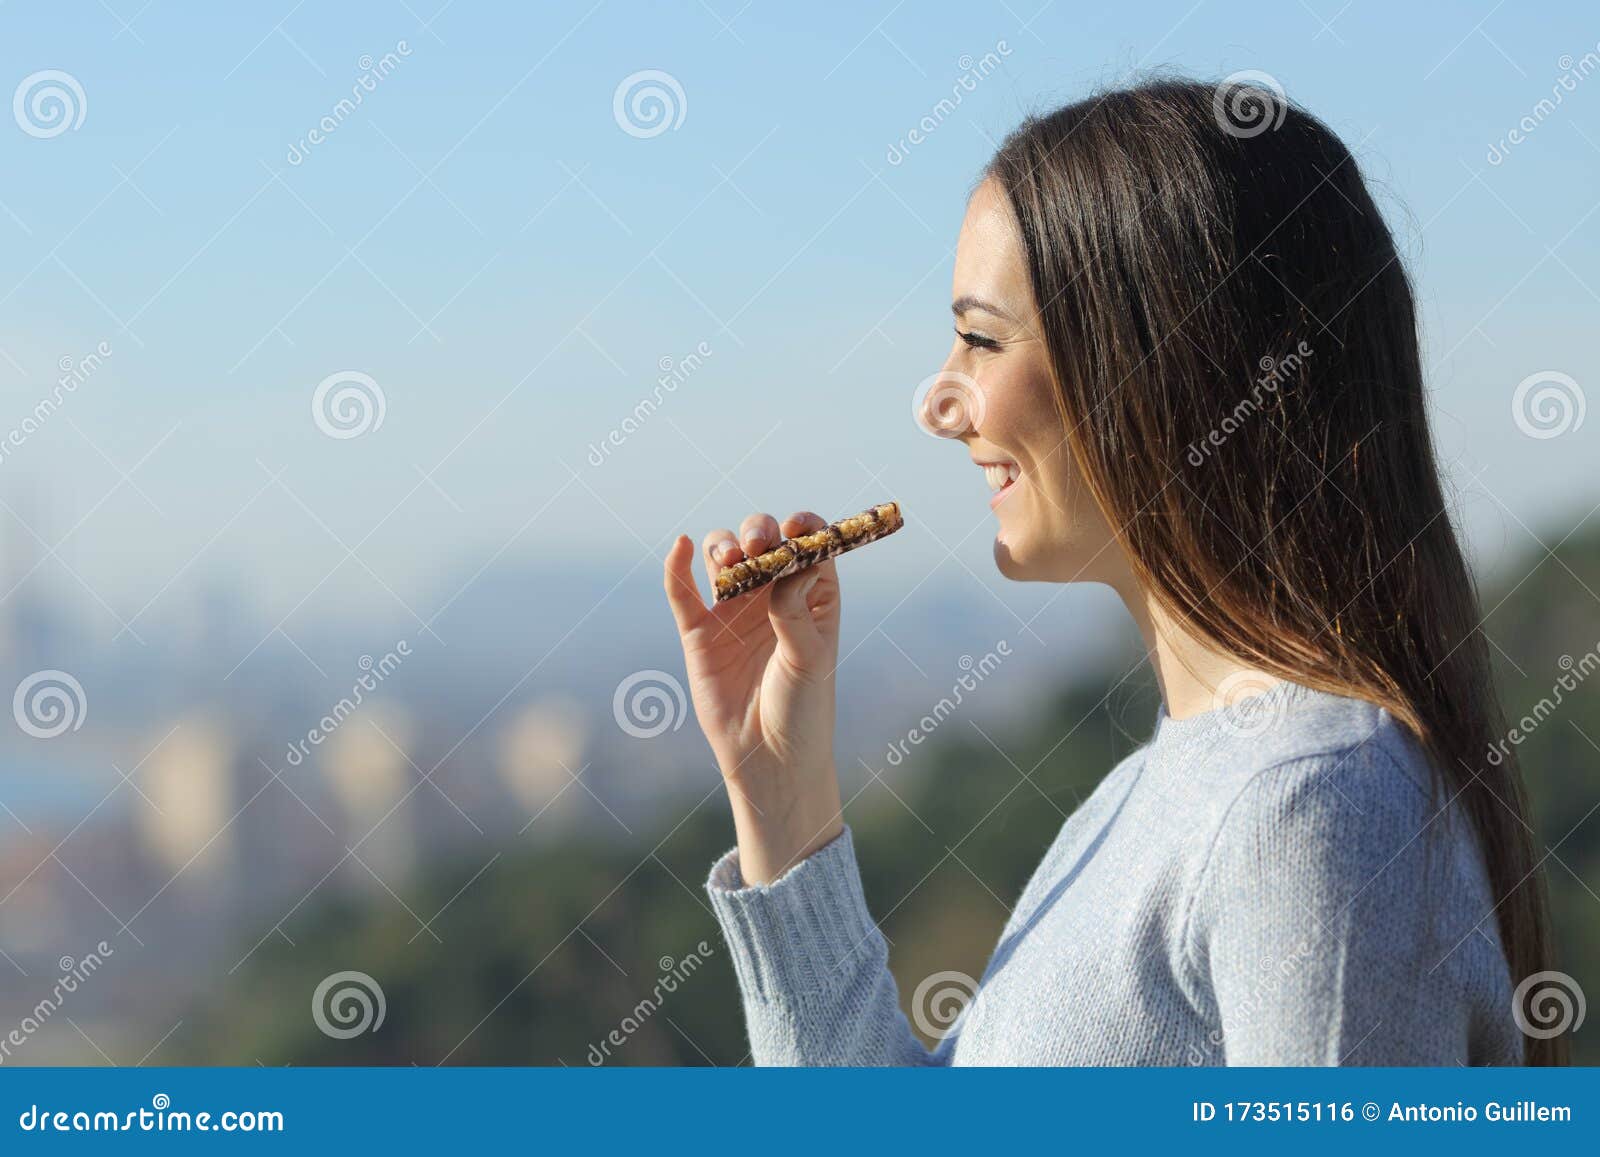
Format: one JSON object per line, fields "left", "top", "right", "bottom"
{"left": 982, "top": 463, "right": 1019, "bottom": 491}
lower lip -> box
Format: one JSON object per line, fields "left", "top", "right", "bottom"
{"left": 989, "top": 475, "right": 1018, "bottom": 509}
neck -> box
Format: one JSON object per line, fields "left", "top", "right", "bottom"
{"left": 1120, "top": 587, "right": 1279, "bottom": 720}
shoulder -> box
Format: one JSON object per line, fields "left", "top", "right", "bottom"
{"left": 1179, "top": 687, "right": 1490, "bottom": 930}
{"left": 1172, "top": 684, "right": 1436, "bottom": 846}
{"left": 1214, "top": 712, "right": 1434, "bottom": 856}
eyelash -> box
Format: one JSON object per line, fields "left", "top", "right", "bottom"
{"left": 956, "top": 327, "right": 1001, "bottom": 350}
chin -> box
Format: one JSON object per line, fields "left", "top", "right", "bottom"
{"left": 992, "top": 533, "right": 1049, "bottom": 581}
{"left": 993, "top": 525, "right": 1115, "bottom": 585}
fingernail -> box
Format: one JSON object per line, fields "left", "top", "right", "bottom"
{"left": 715, "top": 539, "right": 738, "bottom": 562}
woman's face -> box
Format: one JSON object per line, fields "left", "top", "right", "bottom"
{"left": 926, "top": 178, "right": 1128, "bottom": 589}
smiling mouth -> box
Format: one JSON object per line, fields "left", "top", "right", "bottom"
{"left": 977, "top": 460, "right": 1020, "bottom": 505}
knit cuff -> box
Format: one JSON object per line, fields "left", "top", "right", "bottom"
{"left": 705, "top": 826, "right": 885, "bottom": 1002}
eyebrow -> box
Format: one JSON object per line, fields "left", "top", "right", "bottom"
{"left": 951, "top": 295, "right": 1014, "bottom": 320}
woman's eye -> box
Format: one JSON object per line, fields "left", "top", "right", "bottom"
{"left": 956, "top": 328, "right": 1000, "bottom": 350}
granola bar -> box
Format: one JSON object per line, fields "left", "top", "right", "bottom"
{"left": 714, "top": 502, "right": 904, "bottom": 602}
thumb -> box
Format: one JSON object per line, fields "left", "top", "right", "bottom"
{"left": 767, "top": 569, "right": 826, "bottom": 666}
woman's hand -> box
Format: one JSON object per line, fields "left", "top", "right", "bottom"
{"left": 663, "top": 511, "right": 844, "bottom": 884}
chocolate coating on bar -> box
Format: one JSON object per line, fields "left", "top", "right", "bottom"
{"left": 713, "top": 502, "right": 903, "bottom": 602}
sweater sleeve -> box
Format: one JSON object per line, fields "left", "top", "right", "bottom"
{"left": 1185, "top": 743, "right": 1506, "bottom": 1066}
{"left": 704, "top": 826, "right": 950, "bottom": 1066}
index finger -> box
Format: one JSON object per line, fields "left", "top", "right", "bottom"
{"left": 663, "top": 535, "right": 708, "bottom": 633}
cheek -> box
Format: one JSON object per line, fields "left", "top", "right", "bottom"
{"left": 979, "top": 364, "right": 1067, "bottom": 502}
{"left": 976, "top": 362, "right": 1058, "bottom": 457}
{"left": 977, "top": 362, "right": 1126, "bottom": 583}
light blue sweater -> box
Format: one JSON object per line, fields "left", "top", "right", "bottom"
{"left": 705, "top": 682, "right": 1523, "bottom": 1065}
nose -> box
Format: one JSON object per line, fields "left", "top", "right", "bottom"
{"left": 914, "top": 362, "right": 986, "bottom": 439}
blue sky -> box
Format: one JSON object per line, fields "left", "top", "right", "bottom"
{"left": 1, "top": 0, "right": 1596, "bottom": 638}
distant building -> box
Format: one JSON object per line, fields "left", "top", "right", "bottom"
{"left": 497, "top": 698, "right": 587, "bottom": 833}
{"left": 138, "top": 718, "right": 236, "bottom": 885}
{"left": 324, "top": 707, "right": 416, "bottom": 891}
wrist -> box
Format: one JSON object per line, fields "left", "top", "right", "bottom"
{"left": 725, "top": 767, "right": 843, "bottom": 885}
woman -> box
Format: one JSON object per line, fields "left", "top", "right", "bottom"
{"left": 661, "top": 78, "right": 1558, "bottom": 1065}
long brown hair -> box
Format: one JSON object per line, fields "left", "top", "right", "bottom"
{"left": 986, "top": 77, "right": 1560, "bottom": 1063}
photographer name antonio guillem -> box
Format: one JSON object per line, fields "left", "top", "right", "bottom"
{"left": 1193, "top": 1099, "right": 1575, "bottom": 1125}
